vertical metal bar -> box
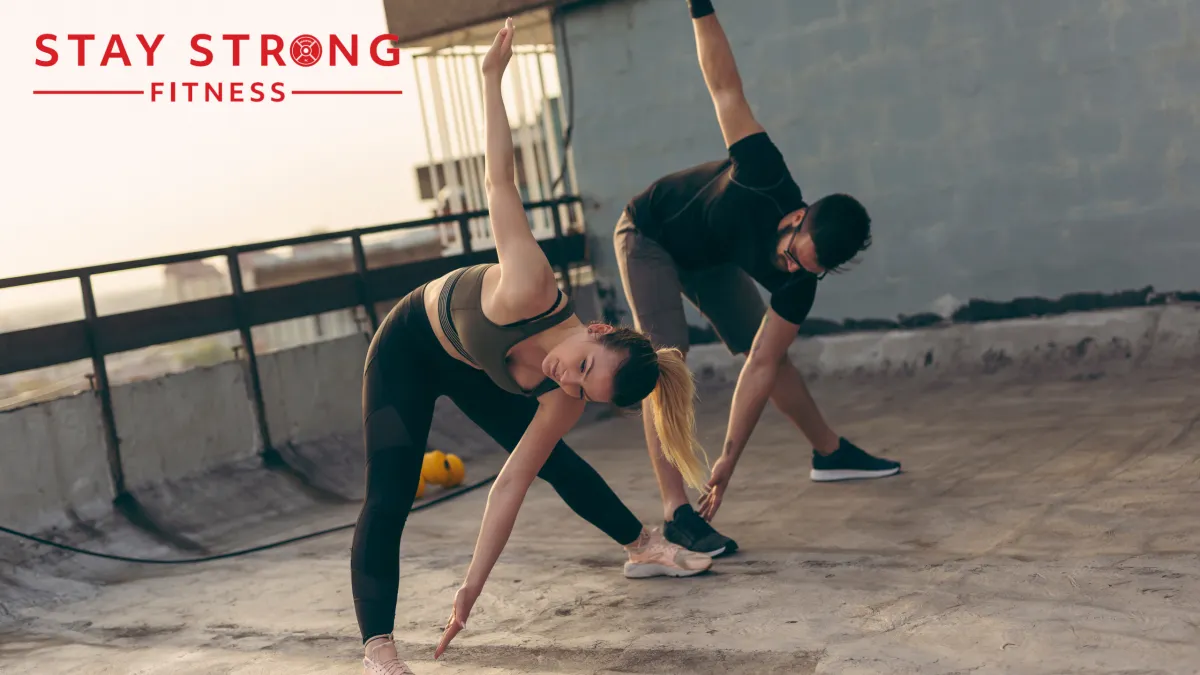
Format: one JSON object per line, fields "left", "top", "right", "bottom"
{"left": 467, "top": 50, "right": 489, "bottom": 204}
{"left": 351, "top": 232, "right": 378, "bottom": 333}
{"left": 550, "top": 14, "right": 585, "bottom": 234}
{"left": 472, "top": 51, "right": 500, "bottom": 251}
{"left": 447, "top": 53, "right": 477, "bottom": 209}
{"left": 79, "top": 274, "right": 126, "bottom": 498}
{"left": 226, "top": 251, "right": 273, "bottom": 458}
{"left": 457, "top": 215, "right": 474, "bottom": 255}
{"left": 468, "top": 51, "right": 491, "bottom": 246}
{"left": 430, "top": 53, "right": 469, "bottom": 251}
{"left": 415, "top": 54, "right": 452, "bottom": 250}
{"left": 534, "top": 48, "right": 564, "bottom": 200}
{"left": 550, "top": 205, "right": 571, "bottom": 295}
{"left": 509, "top": 51, "right": 548, "bottom": 238}
{"left": 515, "top": 51, "right": 554, "bottom": 226}
{"left": 449, "top": 51, "right": 488, "bottom": 249}
{"left": 533, "top": 49, "right": 572, "bottom": 242}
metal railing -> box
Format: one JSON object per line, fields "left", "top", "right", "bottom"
{"left": 0, "top": 196, "right": 586, "bottom": 503}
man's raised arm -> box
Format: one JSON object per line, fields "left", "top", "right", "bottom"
{"left": 687, "top": 0, "right": 765, "bottom": 148}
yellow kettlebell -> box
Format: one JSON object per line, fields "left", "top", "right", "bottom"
{"left": 422, "top": 450, "right": 450, "bottom": 486}
{"left": 443, "top": 454, "right": 466, "bottom": 488}
{"left": 415, "top": 473, "right": 426, "bottom": 499}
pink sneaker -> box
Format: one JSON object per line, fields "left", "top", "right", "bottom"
{"left": 363, "top": 634, "right": 415, "bottom": 674}
{"left": 623, "top": 527, "right": 713, "bottom": 578}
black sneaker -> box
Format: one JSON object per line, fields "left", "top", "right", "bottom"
{"left": 810, "top": 438, "right": 901, "bottom": 482}
{"left": 663, "top": 504, "right": 738, "bottom": 557}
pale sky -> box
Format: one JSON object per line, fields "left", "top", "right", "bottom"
{"left": 0, "top": 0, "right": 443, "bottom": 309}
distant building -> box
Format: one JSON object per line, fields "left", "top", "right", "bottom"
{"left": 163, "top": 260, "right": 229, "bottom": 304}
{"left": 160, "top": 232, "right": 445, "bottom": 355}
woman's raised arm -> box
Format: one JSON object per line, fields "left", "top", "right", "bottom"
{"left": 479, "top": 18, "right": 557, "bottom": 303}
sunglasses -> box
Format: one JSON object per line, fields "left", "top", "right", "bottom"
{"left": 784, "top": 225, "right": 828, "bottom": 280}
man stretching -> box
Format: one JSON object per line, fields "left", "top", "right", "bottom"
{"left": 612, "top": 0, "right": 901, "bottom": 556}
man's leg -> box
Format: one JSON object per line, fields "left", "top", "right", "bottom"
{"left": 642, "top": 399, "right": 692, "bottom": 518}
{"left": 612, "top": 214, "right": 738, "bottom": 557}
{"left": 689, "top": 267, "right": 900, "bottom": 481}
{"left": 612, "top": 214, "right": 693, "bottom": 519}
{"left": 768, "top": 359, "right": 840, "bottom": 454}
{"left": 773, "top": 358, "right": 901, "bottom": 480}
{"left": 684, "top": 267, "right": 900, "bottom": 482}
{"left": 774, "top": 358, "right": 901, "bottom": 480}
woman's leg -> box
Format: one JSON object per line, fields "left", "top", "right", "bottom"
{"left": 448, "top": 378, "right": 644, "bottom": 546}
{"left": 351, "top": 348, "right": 436, "bottom": 644}
{"left": 448, "top": 378, "right": 711, "bottom": 577}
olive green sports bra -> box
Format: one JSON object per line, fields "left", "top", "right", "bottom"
{"left": 437, "top": 264, "right": 574, "bottom": 397}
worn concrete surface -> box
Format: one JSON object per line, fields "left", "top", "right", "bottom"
{"left": 2, "top": 365, "right": 1199, "bottom": 674}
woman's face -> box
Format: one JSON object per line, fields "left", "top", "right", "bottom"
{"left": 541, "top": 324, "right": 625, "bottom": 403}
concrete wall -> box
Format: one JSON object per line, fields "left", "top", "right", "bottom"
{"left": 256, "top": 334, "right": 370, "bottom": 499}
{"left": 556, "top": 0, "right": 1200, "bottom": 323}
{"left": 689, "top": 303, "right": 1200, "bottom": 384}
{"left": 0, "top": 329, "right": 501, "bottom": 534}
{"left": 110, "top": 362, "right": 260, "bottom": 490}
{"left": 259, "top": 334, "right": 368, "bottom": 451}
{"left": 0, "top": 335, "right": 368, "bottom": 536}
{"left": 0, "top": 393, "right": 112, "bottom": 533}
{"left": 2, "top": 299, "right": 1197, "bottom": 538}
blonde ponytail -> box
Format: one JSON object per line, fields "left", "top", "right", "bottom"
{"left": 648, "top": 347, "right": 710, "bottom": 492}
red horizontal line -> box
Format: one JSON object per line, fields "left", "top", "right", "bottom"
{"left": 290, "top": 89, "right": 404, "bottom": 95}
{"left": 33, "top": 90, "right": 145, "bottom": 95}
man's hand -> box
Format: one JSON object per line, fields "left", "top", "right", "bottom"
{"left": 711, "top": 308, "right": 796, "bottom": 499}
{"left": 434, "top": 583, "right": 480, "bottom": 659}
{"left": 697, "top": 453, "right": 737, "bottom": 521}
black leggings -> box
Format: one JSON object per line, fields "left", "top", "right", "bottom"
{"left": 350, "top": 284, "right": 645, "bottom": 642}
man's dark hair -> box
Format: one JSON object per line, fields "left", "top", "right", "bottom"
{"left": 806, "top": 193, "right": 873, "bottom": 273}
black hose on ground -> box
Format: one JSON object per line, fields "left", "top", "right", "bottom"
{"left": 0, "top": 473, "right": 497, "bottom": 565}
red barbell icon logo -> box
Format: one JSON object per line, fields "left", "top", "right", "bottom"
{"left": 289, "top": 35, "right": 323, "bottom": 67}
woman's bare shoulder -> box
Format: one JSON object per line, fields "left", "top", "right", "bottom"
{"left": 484, "top": 265, "right": 564, "bottom": 325}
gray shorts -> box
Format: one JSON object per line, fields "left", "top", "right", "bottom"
{"left": 613, "top": 210, "right": 766, "bottom": 355}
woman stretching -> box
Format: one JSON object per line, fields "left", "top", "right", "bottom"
{"left": 353, "top": 19, "right": 712, "bottom": 675}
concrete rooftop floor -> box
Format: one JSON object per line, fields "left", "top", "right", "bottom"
{"left": 2, "top": 368, "right": 1199, "bottom": 674}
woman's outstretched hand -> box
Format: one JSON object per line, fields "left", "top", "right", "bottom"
{"left": 434, "top": 583, "right": 480, "bottom": 660}
{"left": 481, "top": 17, "right": 515, "bottom": 78}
